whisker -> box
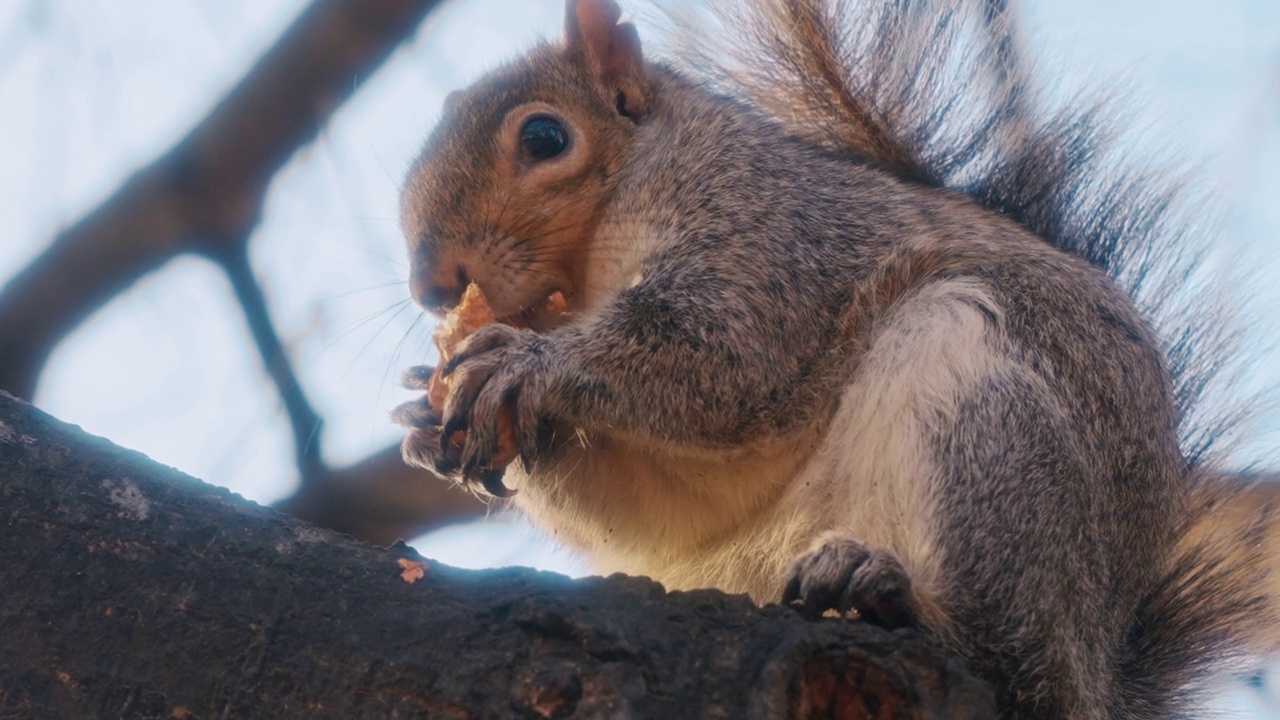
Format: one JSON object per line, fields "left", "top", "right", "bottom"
{"left": 318, "top": 281, "right": 410, "bottom": 304}
{"left": 321, "top": 298, "right": 415, "bottom": 353}
{"left": 373, "top": 311, "right": 429, "bottom": 422}
{"left": 343, "top": 301, "right": 422, "bottom": 373}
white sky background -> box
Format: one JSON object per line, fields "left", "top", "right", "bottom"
{"left": 1, "top": 0, "right": 1279, "bottom": 711}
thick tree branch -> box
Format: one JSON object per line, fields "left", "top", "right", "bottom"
{"left": 0, "top": 392, "right": 995, "bottom": 719}
{"left": 0, "top": 0, "right": 445, "bottom": 400}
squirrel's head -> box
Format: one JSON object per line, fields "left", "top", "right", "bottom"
{"left": 401, "top": 0, "right": 650, "bottom": 325}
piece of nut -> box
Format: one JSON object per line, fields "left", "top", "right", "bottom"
{"left": 427, "top": 283, "right": 495, "bottom": 408}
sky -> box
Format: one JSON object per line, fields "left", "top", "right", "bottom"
{"left": 1, "top": 0, "right": 1278, "bottom": 711}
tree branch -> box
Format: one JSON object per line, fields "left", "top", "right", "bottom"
{"left": 0, "top": 391, "right": 995, "bottom": 719}
{"left": 0, "top": 0, "right": 476, "bottom": 541}
{"left": 0, "top": 0, "right": 446, "bottom": 399}
{"left": 217, "top": 241, "right": 325, "bottom": 478}
{"left": 282, "top": 443, "right": 487, "bottom": 546}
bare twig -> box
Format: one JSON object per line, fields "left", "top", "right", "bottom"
{"left": 217, "top": 242, "right": 326, "bottom": 478}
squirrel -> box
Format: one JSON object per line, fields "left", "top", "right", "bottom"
{"left": 392, "top": 0, "right": 1275, "bottom": 716}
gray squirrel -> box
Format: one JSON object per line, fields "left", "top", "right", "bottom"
{"left": 392, "top": 0, "right": 1276, "bottom": 716}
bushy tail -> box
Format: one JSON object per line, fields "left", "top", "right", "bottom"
{"left": 646, "top": 0, "right": 1277, "bottom": 711}
{"left": 1126, "top": 474, "right": 1276, "bottom": 715}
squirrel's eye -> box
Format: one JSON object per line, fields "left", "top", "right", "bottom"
{"left": 519, "top": 117, "right": 569, "bottom": 161}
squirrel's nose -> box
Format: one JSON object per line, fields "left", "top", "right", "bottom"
{"left": 410, "top": 265, "right": 466, "bottom": 314}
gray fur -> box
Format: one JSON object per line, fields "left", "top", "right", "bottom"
{"left": 395, "top": 1, "right": 1274, "bottom": 717}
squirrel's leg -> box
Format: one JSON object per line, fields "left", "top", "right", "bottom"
{"left": 783, "top": 368, "right": 1116, "bottom": 719}
{"left": 927, "top": 368, "right": 1119, "bottom": 720}
{"left": 774, "top": 281, "right": 1121, "bottom": 718}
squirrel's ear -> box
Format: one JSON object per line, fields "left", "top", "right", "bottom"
{"left": 565, "top": 0, "right": 648, "bottom": 119}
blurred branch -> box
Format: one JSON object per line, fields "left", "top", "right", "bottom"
{"left": 0, "top": 0, "right": 488, "bottom": 541}
{"left": 285, "top": 444, "right": 488, "bottom": 546}
{"left": 218, "top": 241, "right": 325, "bottom": 478}
{"left": 0, "top": 0, "right": 445, "bottom": 399}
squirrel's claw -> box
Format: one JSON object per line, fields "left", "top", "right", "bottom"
{"left": 400, "top": 364, "right": 435, "bottom": 390}
{"left": 783, "top": 534, "right": 920, "bottom": 631}
{"left": 400, "top": 419, "right": 457, "bottom": 478}
{"left": 458, "top": 364, "right": 519, "bottom": 476}
{"left": 442, "top": 323, "right": 524, "bottom": 377}
{"left": 438, "top": 324, "right": 552, "bottom": 494}
{"left": 391, "top": 395, "right": 441, "bottom": 429}
{"left": 394, "top": 396, "right": 457, "bottom": 477}
{"left": 394, "top": 394, "right": 463, "bottom": 479}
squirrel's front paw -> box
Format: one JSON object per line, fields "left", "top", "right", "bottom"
{"left": 393, "top": 386, "right": 458, "bottom": 474}
{"left": 435, "top": 324, "right": 554, "bottom": 494}
{"left": 782, "top": 535, "right": 920, "bottom": 630}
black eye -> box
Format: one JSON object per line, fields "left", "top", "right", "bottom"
{"left": 519, "top": 117, "right": 569, "bottom": 161}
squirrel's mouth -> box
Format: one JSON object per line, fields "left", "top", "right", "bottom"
{"left": 495, "top": 288, "right": 571, "bottom": 332}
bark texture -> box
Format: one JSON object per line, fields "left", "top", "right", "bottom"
{"left": 0, "top": 392, "right": 994, "bottom": 719}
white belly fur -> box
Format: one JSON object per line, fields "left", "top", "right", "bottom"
{"left": 511, "top": 277, "right": 1006, "bottom": 605}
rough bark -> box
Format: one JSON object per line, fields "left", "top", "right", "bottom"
{"left": 0, "top": 392, "right": 994, "bottom": 719}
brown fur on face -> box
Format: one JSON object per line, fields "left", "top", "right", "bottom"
{"left": 401, "top": 1, "right": 652, "bottom": 324}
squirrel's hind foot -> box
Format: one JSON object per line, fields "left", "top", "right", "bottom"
{"left": 783, "top": 534, "right": 920, "bottom": 630}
